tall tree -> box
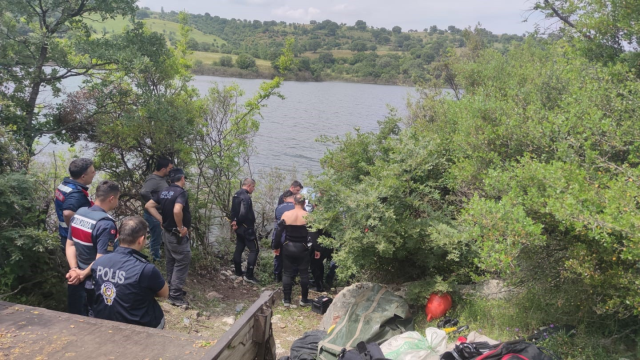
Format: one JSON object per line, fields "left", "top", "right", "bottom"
{"left": 536, "top": 0, "right": 640, "bottom": 73}
{"left": 0, "top": 0, "right": 137, "bottom": 168}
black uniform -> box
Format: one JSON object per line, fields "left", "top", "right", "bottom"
{"left": 274, "top": 220, "right": 311, "bottom": 304}
{"left": 231, "top": 188, "right": 258, "bottom": 278}
{"left": 153, "top": 183, "right": 191, "bottom": 300}
{"left": 308, "top": 230, "right": 337, "bottom": 291}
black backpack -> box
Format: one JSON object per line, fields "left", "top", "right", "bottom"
{"left": 337, "top": 342, "right": 390, "bottom": 360}
{"left": 440, "top": 341, "right": 560, "bottom": 360}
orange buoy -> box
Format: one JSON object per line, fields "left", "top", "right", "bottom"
{"left": 425, "top": 293, "right": 452, "bottom": 322}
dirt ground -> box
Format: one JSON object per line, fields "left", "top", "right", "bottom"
{"left": 160, "top": 266, "right": 332, "bottom": 358}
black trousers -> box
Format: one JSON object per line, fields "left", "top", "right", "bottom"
{"left": 310, "top": 247, "right": 333, "bottom": 290}
{"left": 282, "top": 242, "right": 310, "bottom": 302}
{"left": 233, "top": 226, "right": 259, "bottom": 277}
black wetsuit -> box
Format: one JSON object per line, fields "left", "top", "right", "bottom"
{"left": 308, "top": 229, "right": 336, "bottom": 291}
{"left": 231, "top": 188, "right": 258, "bottom": 277}
{"left": 274, "top": 220, "right": 311, "bottom": 303}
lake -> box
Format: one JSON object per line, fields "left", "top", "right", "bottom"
{"left": 37, "top": 76, "right": 417, "bottom": 174}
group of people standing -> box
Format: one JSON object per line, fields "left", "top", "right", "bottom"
{"left": 55, "top": 158, "right": 191, "bottom": 329}
{"left": 272, "top": 182, "right": 337, "bottom": 307}
{"left": 54, "top": 157, "right": 336, "bottom": 330}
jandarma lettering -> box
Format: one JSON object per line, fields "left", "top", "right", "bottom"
{"left": 72, "top": 217, "right": 95, "bottom": 230}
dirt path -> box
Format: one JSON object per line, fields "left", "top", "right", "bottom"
{"left": 160, "top": 266, "right": 330, "bottom": 358}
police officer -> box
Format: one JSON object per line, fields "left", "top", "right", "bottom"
{"left": 65, "top": 180, "right": 120, "bottom": 316}
{"left": 231, "top": 178, "right": 260, "bottom": 285}
{"left": 55, "top": 158, "right": 96, "bottom": 249}
{"left": 92, "top": 216, "right": 169, "bottom": 329}
{"left": 277, "top": 180, "right": 303, "bottom": 206}
{"left": 145, "top": 168, "right": 191, "bottom": 307}
{"left": 272, "top": 190, "right": 295, "bottom": 282}
{"left": 140, "top": 158, "right": 174, "bottom": 262}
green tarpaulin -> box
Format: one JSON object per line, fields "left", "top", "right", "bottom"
{"left": 317, "top": 284, "right": 414, "bottom": 360}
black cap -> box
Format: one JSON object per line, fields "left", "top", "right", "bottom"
{"left": 169, "top": 168, "right": 188, "bottom": 180}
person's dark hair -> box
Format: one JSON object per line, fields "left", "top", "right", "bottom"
{"left": 291, "top": 180, "right": 303, "bottom": 189}
{"left": 95, "top": 180, "right": 120, "bottom": 201}
{"left": 169, "top": 168, "right": 186, "bottom": 184}
{"left": 242, "top": 178, "right": 256, "bottom": 187}
{"left": 69, "top": 158, "right": 94, "bottom": 179}
{"left": 118, "top": 216, "right": 148, "bottom": 246}
{"left": 282, "top": 190, "right": 294, "bottom": 199}
{"left": 294, "top": 194, "right": 306, "bottom": 206}
{"left": 170, "top": 174, "right": 184, "bottom": 183}
{"left": 155, "top": 158, "right": 173, "bottom": 172}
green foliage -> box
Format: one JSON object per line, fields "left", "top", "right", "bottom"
{"left": 219, "top": 55, "right": 234, "bottom": 67}
{"left": 0, "top": 0, "right": 139, "bottom": 167}
{"left": 313, "top": 37, "right": 640, "bottom": 329}
{"left": 0, "top": 172, "right": 64, "bottom": 309}
{"left": 536, "top": 0, "right": 640, "bottom": 74}
{"left": 59, "top": 14, "right": 201, "bottom": 215}
{"left": 310, "top": 112, "right": 476, "bottom": 282}
{"left": 190, "top": 40, "right": 292, "bottom": 256}
{"left": 235, "top": 53, "right": 256, "bottom": 70}
{"left": 445, "top": 289, "right": 635, "bottom": 359}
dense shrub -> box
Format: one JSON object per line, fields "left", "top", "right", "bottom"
{"left": 311, "top": 39, "right": 640, "bottom": 319}
{"left": 0, "top": 173, "right": 64, "bottom": 308}
{"left": 235, "top": 53, "right": 256, "bottom": 70}
{"left": 219, "top": 55, "right": 234, "bottom": 67}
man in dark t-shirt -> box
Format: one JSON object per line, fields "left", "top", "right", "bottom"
{"left": 277, "top": 180, "right": 303, "bottom": 206}
{"left": 140, "top": 158, "right": 173, "bottom": 261}
{"left": 92, "top": 216, "right": 168, "bottom": 328}
{"left": 145, "top": 168, "right": 191, "bottom": 308}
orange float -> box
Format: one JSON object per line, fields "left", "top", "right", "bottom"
{"left": 425, "top": 293, "right": 452, "bottom": 322}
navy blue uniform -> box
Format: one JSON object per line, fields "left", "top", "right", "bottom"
{"left": 66, "top": 205, "right": 117, "bottom": 316}
{"left": 54, "top": 178, "right": 93, "bottom": 248}
{"left": 92, "top": 247, "right": 166, "bottom": 328}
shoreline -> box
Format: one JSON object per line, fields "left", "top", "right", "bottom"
{"left": 191, "top": 65, "right": 415, "bottom": 87}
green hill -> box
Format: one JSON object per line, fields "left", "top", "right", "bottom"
{"left": 85, "top": 15, "right": 226, "bottom": 46}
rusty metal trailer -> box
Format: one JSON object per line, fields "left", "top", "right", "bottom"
{"left": 0, "top": 290, "right": 279, "bottom": 360}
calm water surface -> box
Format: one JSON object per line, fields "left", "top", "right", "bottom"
{"left": 38, "top": 76, "right": 416, "bottom": 174}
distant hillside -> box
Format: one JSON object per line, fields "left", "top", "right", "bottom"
{"left": 85, "top": 14, "right": 226, "bottom": 48}
{"left": 88, "top": 8, "right": 529, "bottom": 84}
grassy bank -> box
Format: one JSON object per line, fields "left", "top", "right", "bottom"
{"left": 190, "top": 62, "right": 414, "bottom": 86}
{"left": 411, "top": 290, "right": 639, "bottom": 360}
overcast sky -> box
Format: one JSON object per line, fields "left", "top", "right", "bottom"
{"left": 137, "top": 0, "right": 545, "bottom": 35}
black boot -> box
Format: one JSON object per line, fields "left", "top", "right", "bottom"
{"left": 234, "top": 262, "right": 244, "bottom": 277}
{"left": 243, "top": 268, "right": 260, "bottom": 285}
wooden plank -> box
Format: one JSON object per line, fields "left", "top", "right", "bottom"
{"left": 201, "top": 290, "right": 277, "bottom": 360}
{"left": 0, "top": 301, "right": 210, "bottom": 359}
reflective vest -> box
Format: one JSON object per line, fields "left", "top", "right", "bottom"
{"left": 92, "top": 247, "right": 164, "bottom": 328}
{"left": 54, "top": 179, "right": 93, "bottom": 239}
{"left": 69, "top": 207, "right": 116, "bottom": 269}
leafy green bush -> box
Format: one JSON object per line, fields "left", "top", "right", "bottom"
{"left": 312, "top": 39, "right": 640, "bottom": 322}
{"left": 0, "top": 173, "right": 64, "bottom": 309}
{"left": 219, "top": 55, "right": 234, "bottom": 67}
{"left": 235, "top": 53, "right": 256, "bottom": 70}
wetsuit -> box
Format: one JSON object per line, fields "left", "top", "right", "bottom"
{"left": 274, "top": 220, "right": 311, "bottom": 303}
{"left": 308, "top": 230, "right": 337, "bottom": 291}
{"left": 231, "top": 188, "right": 258, "bottom": 278}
